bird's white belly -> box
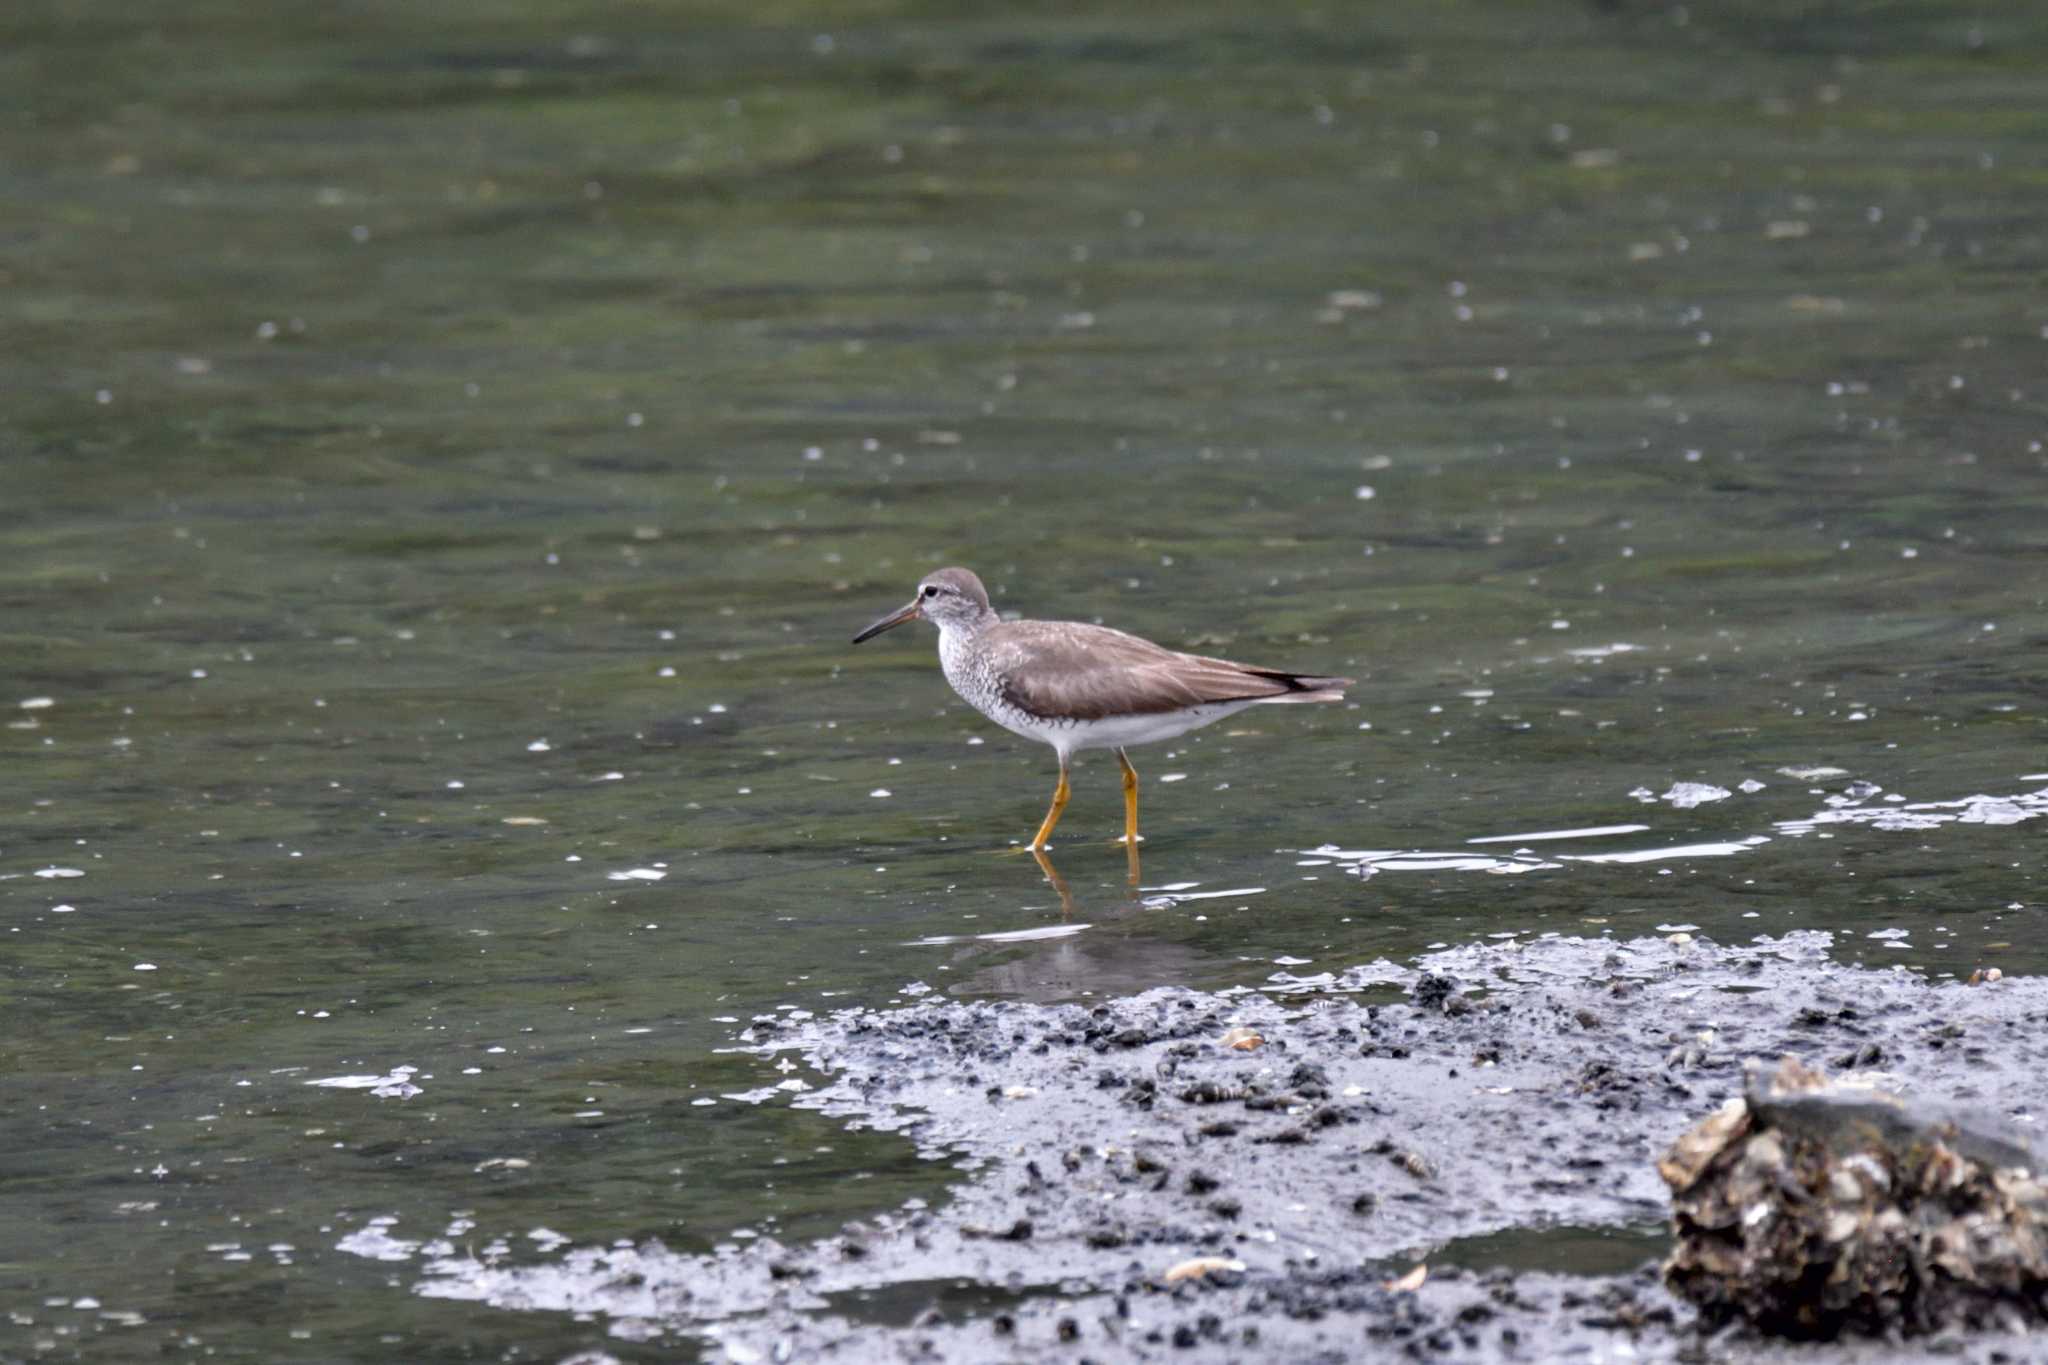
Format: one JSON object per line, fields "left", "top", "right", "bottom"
{"left": 984, "top": 698, "right": 1255, "bottom": 756}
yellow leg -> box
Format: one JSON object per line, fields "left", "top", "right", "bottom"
{"left": 1029, "top": 756, "right": 1072, "bottom": 850}
{"left": 1116, "top": 748, "right": 1141, "bottom": 846}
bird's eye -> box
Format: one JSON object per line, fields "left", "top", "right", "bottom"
{"left": 922, "top": 585, "right": 940, "bottom": 598}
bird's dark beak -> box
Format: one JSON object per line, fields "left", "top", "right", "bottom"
{"left": 852, "top": 598, "right": 921, "bottom": 644}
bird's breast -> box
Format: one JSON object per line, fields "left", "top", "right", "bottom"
{"left": 939, "top": 632, "right": 1043, "bottom": 735}
{"left": 937, "top": 631, "right": 996, "bottom": 712}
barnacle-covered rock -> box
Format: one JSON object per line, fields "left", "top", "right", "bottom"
{"left": 1662, "top": 1055, "right": 2048, "bottom": 1338}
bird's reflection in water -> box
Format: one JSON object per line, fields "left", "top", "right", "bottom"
{"left": 926, "top": 845, "right": 1226, "bottom": 1000}
{"left": 1028, "top": 841, "right": 1140, "bottom": 918}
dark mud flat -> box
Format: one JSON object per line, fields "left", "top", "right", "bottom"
{"left": 420, "top": 935, "right": 2048, "bottom": 1362}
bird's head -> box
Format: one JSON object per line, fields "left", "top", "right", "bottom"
{"left": 852, "top": 566, "right": 992, "bottom": 642}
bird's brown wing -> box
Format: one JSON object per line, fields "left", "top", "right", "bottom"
{"left": 985, "top": 621, "right": 1348, "bottom": 722}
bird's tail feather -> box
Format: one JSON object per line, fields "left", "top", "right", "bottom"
{"left": 1251, "top": 675, "right": 1350, "bottom": 704}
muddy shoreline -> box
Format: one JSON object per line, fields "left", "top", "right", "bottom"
{"left": 400, "top": 933, "right": 2048, "bottom": 1362}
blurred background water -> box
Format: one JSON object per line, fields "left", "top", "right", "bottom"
{"left": 3, "top": 1, "right": 2044, "bottom": 1357}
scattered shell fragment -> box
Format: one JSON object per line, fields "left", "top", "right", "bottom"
{"left": 1384, "top": 1263, "right": 1429, "bottom": 1293}
{"left": 1968, "top": 967, "right": 2003, "bottom": 986}
{"left": 1219, "top": 1027, "right": 1264, "bottom": 1051}
{"left": 1163, "top": 1256, "right": 1246, "bottom": 1284}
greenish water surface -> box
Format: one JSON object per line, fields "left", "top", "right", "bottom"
{"left": 4, "top": 1, "right": 2045, "bottom": 1358}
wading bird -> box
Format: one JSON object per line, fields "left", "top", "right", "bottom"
{"left": 852, "top": 567, "right": 1350, "bottom": 850}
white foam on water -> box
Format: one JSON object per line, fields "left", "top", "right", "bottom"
{"left": 336, "top": 1217, "right": 418, "bottom": 1262}
{"left": 906, "top": 923, "right": 1091, "bottom": 947}
{"left": 1365, "top": 855, "right": 1544, "bottom": 873}
{"left": 1312, "top": 849, "right": 1560, "bottom": 877}
{"left": 1468, "top": 823, "right": 1649, "bottom": 845}
{"left": 1561, "top": 838, "right": 1768, "bottom": 865}
{"left": 1776, "top": 787, "right": 2048, "bottom": 837}
{"left": 305, "top": 1066, "right": 421, "bottom": 1099}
